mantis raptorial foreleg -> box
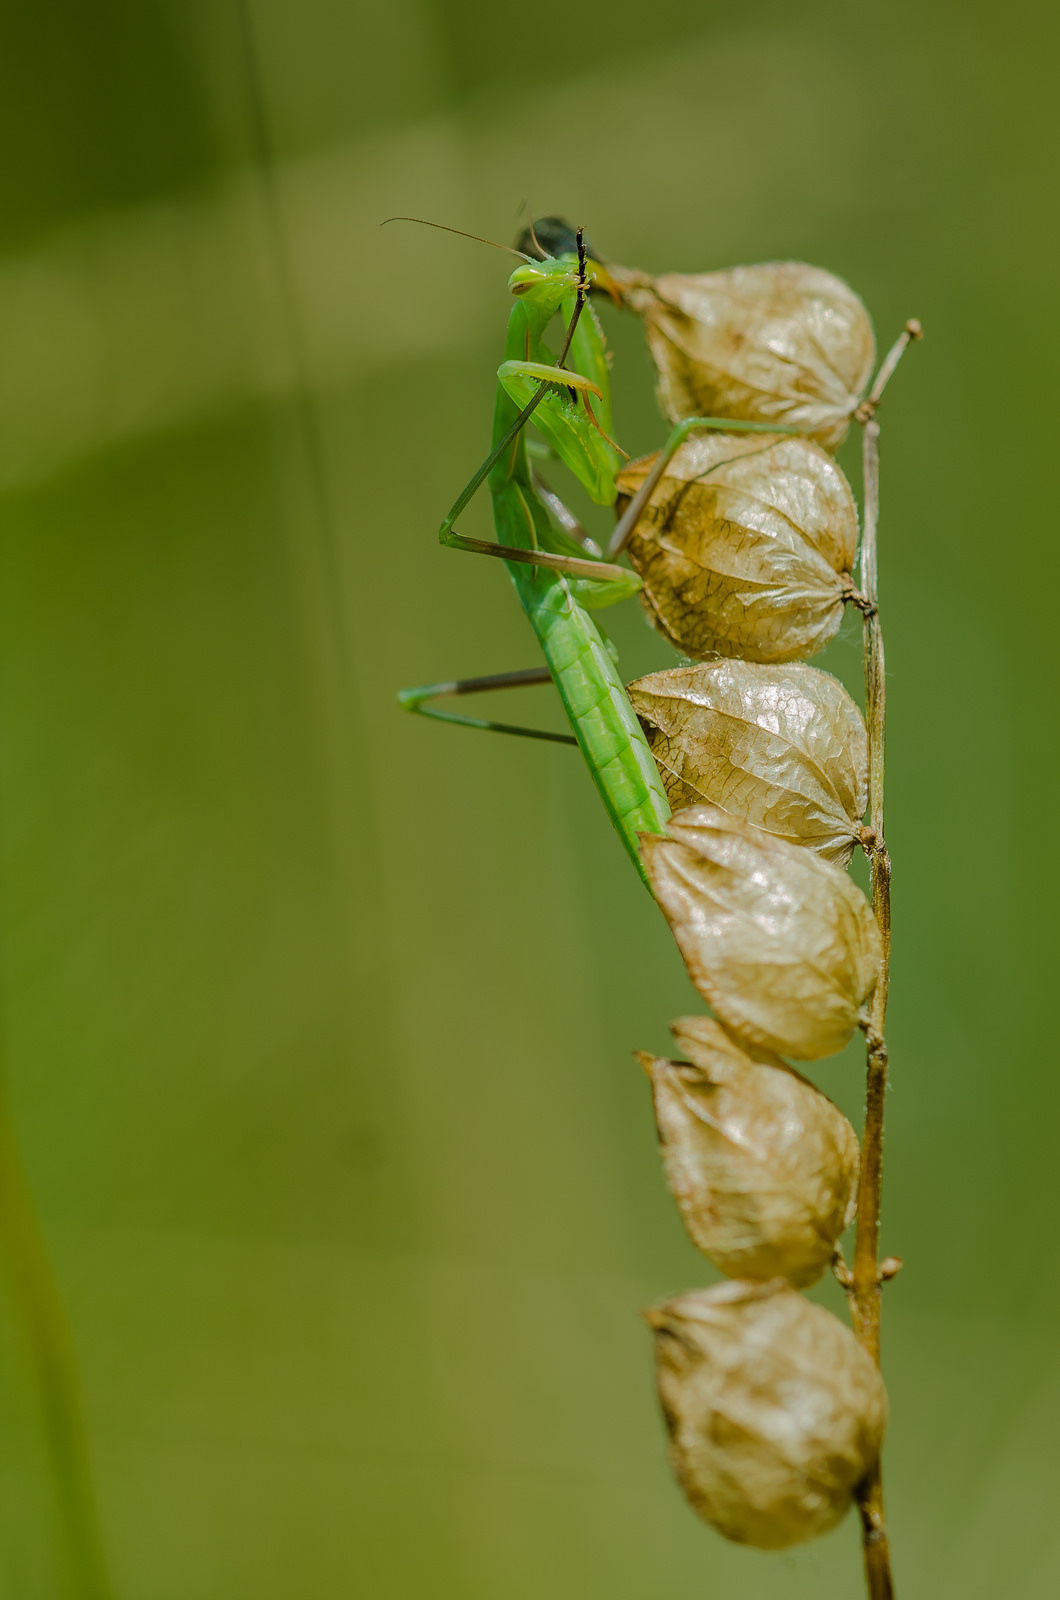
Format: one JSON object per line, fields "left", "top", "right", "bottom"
{"left": 438, "top": 360, "right": 634, "bottom": 588}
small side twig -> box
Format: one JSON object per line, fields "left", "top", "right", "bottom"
{"left": 855, "top": 320, "right": 922, "bottom": 424}
{"left": 849, "top": 318, "right": 921, "bottom": 1600}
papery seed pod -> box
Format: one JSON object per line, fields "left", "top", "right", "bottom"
{"left": 611, "top": 261, "right": 875, "bottom": 451}
{"left": 641, "top": 807, "right": 881, "bottom": 1060}
{"left": 617, "top": 433, "right": 859, "bottom": 664}
{"left": 628, "top": 660, "right": 868, "bottom": 865}
{"left": 646, "top": 1280, "right": 886, "bottom": 1549}
{"left": 638, "top": 1016, "right": 859, "bottom": 1286}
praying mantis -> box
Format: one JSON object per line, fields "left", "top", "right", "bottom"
{"left": 395, "top": 219, "right": 789, "bottom": 884}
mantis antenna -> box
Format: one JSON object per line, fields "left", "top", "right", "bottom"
{"left": 380, "top": 216, "right": 535, "bottom": 262}
{"left": 514, "top": 200, "right": 547, "bottom": 261}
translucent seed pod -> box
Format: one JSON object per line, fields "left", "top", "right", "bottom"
{"left": 628, "top": 660, "right": 868, "bottom": 865}
{"left": 617, "top": 433, "right": 859, "bottom": 664}
{"left": 610, "top": 261, "right": 875, "bottom": 451}
{"left": 640, "top": 806, "right": 881, "bottom": 1060}
{"left": 638, "top": 1016, "right": 859, "bottom": 1286}
{"left": 646, "top": 1280, "right": 887, "bottom": 1549}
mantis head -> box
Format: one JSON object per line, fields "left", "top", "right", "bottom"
{"left": 507, "top": 254, "right": 584, "bottom": 307}
{"left": 508, "top": 240, "right": 619, "bottom": 309}
{"left": 514, "top": 215, "right": 622, "bottom": 306}
{"left": 379, "top": 215, "right": 618, "bottom": 306}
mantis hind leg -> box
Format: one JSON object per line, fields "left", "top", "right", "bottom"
{"left": 398, "top": 667, "right": 577, "bottom": 745}
{"left": 436, "top": 351, "right": 629, "bottom": 586}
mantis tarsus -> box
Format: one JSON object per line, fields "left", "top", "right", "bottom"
{"left": 395, "top": 219, "right": 791, "bottom": 883}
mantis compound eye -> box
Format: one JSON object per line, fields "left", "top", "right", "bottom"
{"left": 507, "top": 260, "right": 554, "bottom": 296}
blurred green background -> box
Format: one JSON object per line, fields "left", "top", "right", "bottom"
{"left": 0, "top": 0, "right": 1055, "bottom": 1594}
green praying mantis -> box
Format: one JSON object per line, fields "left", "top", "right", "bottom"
{"left": 395, "top": 218, "right": 790, "bottom": 885}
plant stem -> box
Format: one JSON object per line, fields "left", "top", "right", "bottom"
{"left": 852, "top": 413, "right": 894, "bottom": 1600}
{"left": 0, "top": 1070, "right": 112, "bottom": 1597}
{"left": 849, "top": 321, "right": 919, "bottom": 1600}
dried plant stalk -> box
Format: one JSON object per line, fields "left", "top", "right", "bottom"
{"left": 844, "top": 324, "right": 922, "bottom": 1599}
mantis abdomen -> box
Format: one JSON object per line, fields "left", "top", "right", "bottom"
{"left": 494, "top": 477, "right": 671, "bottom": 878}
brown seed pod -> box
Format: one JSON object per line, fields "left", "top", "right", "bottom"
{"left": 628, "top": 659, "right": 868, "bottom": 865}
{"left": 617, "top": 432, "right": 859, "bottom": 664}
{"left": 646, "top": 1280, "right": 887, "bottom": 1549}
{"left": 638, "top": 1016, "right": 859, "bottom": 1286}
{"left": 640, "top": 806, "right": 881, "bottom": 1060}
{"left": 611, "top": 261, "right": 875, "bottom": 451}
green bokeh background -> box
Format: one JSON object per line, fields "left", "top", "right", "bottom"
{"left": 0, "top": 1, "right": 1055, "bottom": 1594}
